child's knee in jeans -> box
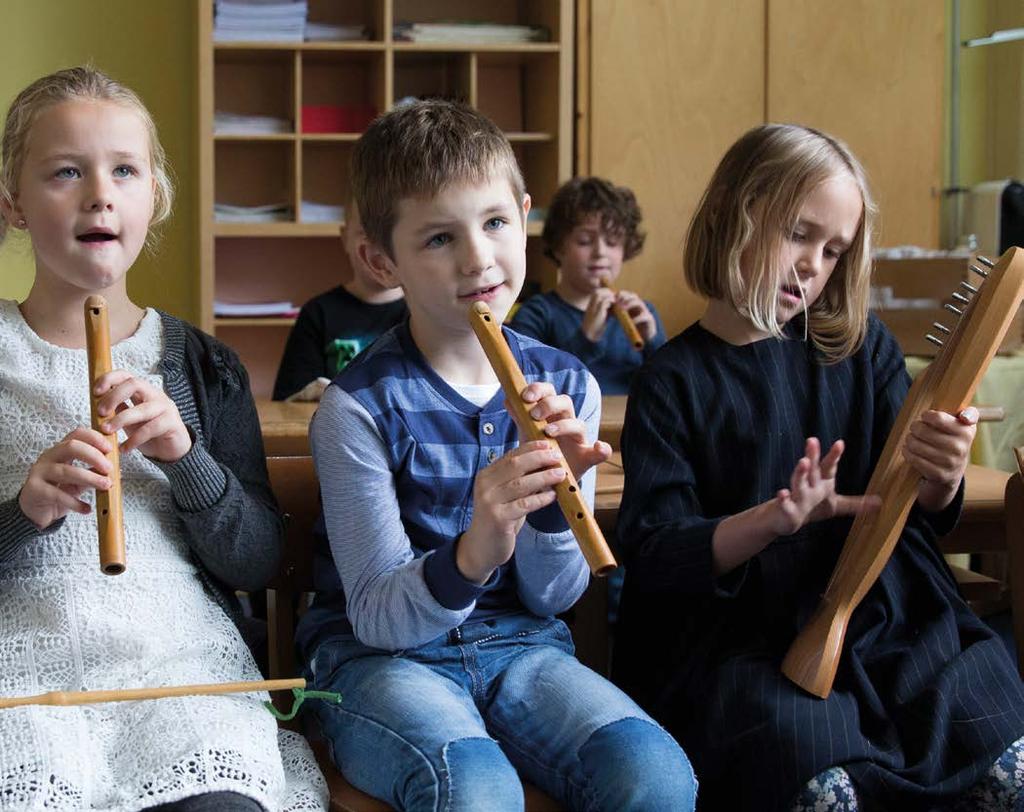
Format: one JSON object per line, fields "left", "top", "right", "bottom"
{"left": 578, "top": 717, "right": 697, "bottom": 810}
{"left": 442, "top": 737, "right": 523, "bottom": 812}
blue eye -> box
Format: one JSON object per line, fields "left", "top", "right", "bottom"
{"left": 54, "top": 167, "right": 80, "bottom": 180}
{"left": 113, "top": 165, "right": 137, "bottom": 178}
{"left": 485, "top": 217, "right": 506, "bottom": 231}
{"left": 426, "top": 232, "right": 451, "bottom": 249}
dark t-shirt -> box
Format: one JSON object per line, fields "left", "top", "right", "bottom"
{"left": 272, "top": 285, "right": 407, "bottom": 400}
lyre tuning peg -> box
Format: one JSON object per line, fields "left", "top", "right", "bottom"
{"left": 932, "top": 321, "right": 951, "bottom": 334}
{"left": 970, "top": 264, "right": 990, "bottom": 279}
{"left": 925, "top": 334, "right": 944, "bottom": 348}
{"left": 944, "top": 303, "right": 963, "bottom": 317}
{"left": 951, "top": 291, "right": 971, "bottom": 305}
{"left": 960, "top": 280, "right": 978, "bottom": 294}
{"left": 977, "top": 254, "right": 995, "bottom": 268}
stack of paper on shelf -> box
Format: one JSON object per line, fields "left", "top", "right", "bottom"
{"left": 214, "top": 300, "right": 299, "bottom": 318}
{"left": 214, "top": 202, "right": 292, "bottom": 223}
{"left": 214, "top": 0, "right": 308, "bottom": 43}
{"left": 393, "top": 22, "right": 548, "bottom": 43}
{"left": 214, "top": 111, "right": 291, "bottom": 135}
{"left": 300, "top": 201, "right": 345, "bottom": 223}
{"left": 305, "top": 22, "right": 367, "bottom": 42}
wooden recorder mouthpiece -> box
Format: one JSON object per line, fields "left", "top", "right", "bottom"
{"left": 84, "top": 295, "right": 126, "bottom": 576}
{"left": 599, "top": 276, "right": 644, "bottom": 350}
{"left": 468, "top": 301, "right": 617, "bottom": 576}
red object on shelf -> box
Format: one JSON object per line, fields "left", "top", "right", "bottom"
{"left": 301, "top": 105, "right": 377, "bottom": 134}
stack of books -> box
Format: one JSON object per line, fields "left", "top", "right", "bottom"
{"left": 214, "top": 202, "right": 292, "bottom": 224}
{"left": 214, "top": 300, "right": 299, "bottom": 318}
{"left": 305, "top": 22, "right": 368, "bottom": 42}
{"left": 393, "top": 21, "right": 548, "bottom": 44}
{"left": 214, "top": 0, "right": 308, "bottom": 43}
{"left": 214, "top": 111, "right": 292, "bottom": 135}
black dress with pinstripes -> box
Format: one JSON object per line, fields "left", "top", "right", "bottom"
{"left": 612, "top": 314, "right": 1024, "bottom": 811}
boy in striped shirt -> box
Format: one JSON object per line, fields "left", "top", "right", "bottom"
{"left": 296, "top": 99, "right": 695, "bottom": 811}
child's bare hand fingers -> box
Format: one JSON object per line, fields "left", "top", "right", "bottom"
{"left": 498, "top": 466, "right": 566, "bottom": 502}
{"left": 528, "top": 393, "right": 574, "bottom": 422}
{"left": 520, "top": 382, "right": 555, "bottom": 405}
{"left": 91, "top": 368, "right": 134, "bottom": 397}
{"left": 542, "top": 417, "right": 586, "bottom": 443}
{"left": 789, "top": 456, "right": 810, "bottom": 493}
{"left": 915, "top": 411, "right": 979, "bottom": 446}
{"left": 43, "top": 437, "right": 112, "bottom": 474}
{"left": 118, "top": 414, "right": 177, "bottom": 453}
{"left": 819, "top": 440, "right": 845, "bottom": 480}
{"left": 50, "top": 463, "right": 112, "bottom": 492}
{"left": 904, "top": 429, "right": 971, "bottom": 469}
{"left": 97, "top": 376, "right": 165, "bottom": 418}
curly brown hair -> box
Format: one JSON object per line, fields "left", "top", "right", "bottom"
{"left": 541, "top": 177, "right": 645, "bottom": 265}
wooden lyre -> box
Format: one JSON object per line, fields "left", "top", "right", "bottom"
{"left": 468, "top": 301, "right": 618, "bottom": 576}
{"left": 84, "top": 295, "right": 126, "bottom": 575}
{"left": 782, "top": 247, "right": 1024, "bottom": 698}
{"left": 599, "top": 276, "right": 644, "bottom": 350}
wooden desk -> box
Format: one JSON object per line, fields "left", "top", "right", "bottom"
{"left": 257, "top": 395, "right": 631, "bottom": 457}
{"left": 257, "top": 400, "right": 316, "bottom": 457}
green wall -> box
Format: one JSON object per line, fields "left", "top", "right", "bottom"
{"left": 0, "top": 0, "right": 197, "bottom": 321}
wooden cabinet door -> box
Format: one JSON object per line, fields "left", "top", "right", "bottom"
{"left": 767, "top": 0, "right": 945, "bottom": 248}
{"left": 584, "top": 0, "right": 765, "bottom": 335}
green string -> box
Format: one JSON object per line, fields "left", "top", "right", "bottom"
{"left": 264, "top": 687, "right": 342, "bottom": 722}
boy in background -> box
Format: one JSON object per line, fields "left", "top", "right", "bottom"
{"left": 272, "top": 202, "right": 406, "bottom": 401}
{"left": 511, "top": 177, "right": 665, "bottom": 395}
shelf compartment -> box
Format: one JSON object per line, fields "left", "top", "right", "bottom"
{"left": 301, "top": 142, "right": 353, "bottom": 224}
{"left": 215, "top": 236, "right": 349, "bottom": 309}
{"left": 214, "top": 140, "right": 294, "bottom": 215}
{"left": 301, "top": 51, "right": 385, "bottom": 133}
{"left": 477, "top": 52, "right": 559, "bottom": 135}
{"left": 513, "top": 141, "right": 560, "bottom": 216}
{"left": 306, "top": 0, "right": 385, "bottom": 43}
{"left": 393, "top": 51, "right": 473, "bottom": 105}
{"left": 214, "top": 50, "right": 294, "bottom": 132}
{"left": 393, "top": 0, "right": 563, "bottom": 43}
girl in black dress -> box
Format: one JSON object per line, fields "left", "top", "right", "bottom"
{"left": 613, "top": 123, "right": 1024, "bottom": 811}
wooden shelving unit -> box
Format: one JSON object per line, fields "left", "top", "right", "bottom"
{"left": 198, "top": 0, "right": 573, "bottom": 397}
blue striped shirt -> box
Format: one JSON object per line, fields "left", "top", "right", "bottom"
{"left": 297, "top": 321, "right": 598, "bottom": 654}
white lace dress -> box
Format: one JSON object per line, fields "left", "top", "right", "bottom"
{"left": 0, "top": 302, "right": 326, "bottom": 811}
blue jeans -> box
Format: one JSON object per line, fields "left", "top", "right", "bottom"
{"left": 307, "top": 613, "right": 696, "bottom": 811}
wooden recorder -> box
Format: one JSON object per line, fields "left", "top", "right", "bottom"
{"left": 84, "top": 295, "right": 126, "bottom": 576}
{"left": 600, "top": 277, "right": 644, "bottom": 350}
{"left": 468, "top": 301, "right": 617, "bottom": 576}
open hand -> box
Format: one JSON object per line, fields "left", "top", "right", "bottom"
{"left": 768, "top": 437, "right": 880, "bottom": 536}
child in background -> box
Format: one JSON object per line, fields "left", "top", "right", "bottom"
{"left": 272, "top": 201, "right": 406, "bottom": 401}
{"left": 510, "top": 176, "right": 666, "bottom": 394}
{"left": 0, "top": 67, "right": 325, "bottom": 811}
{"left": 296, "top": 100, "right": 696, "bottom": 811}
{"left": 612, "top": 123, "right": 1024, "bottom": 811}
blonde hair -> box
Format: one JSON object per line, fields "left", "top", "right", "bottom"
{"left": 685, "top": 123, "right": 876, "bottom": 363}
{"left": 0, "top": 66, "right": 173, "bottom": 247}
{"left": 352, "top": 99, "right": 525, "bottom": 257}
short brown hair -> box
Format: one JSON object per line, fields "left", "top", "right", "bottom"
{"left": 352, "top": 100, "right": 525, "bottom": 257}
{"left": 541, "top": 176, "right": 645, "bottom": 264}
{"left": 684, "top": 123, "right": 876, "bottom": 363}
{"left": 0, "top": 66, "right": 173, "bottom": 247}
